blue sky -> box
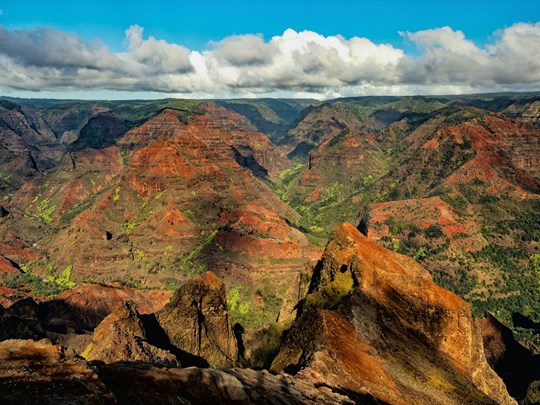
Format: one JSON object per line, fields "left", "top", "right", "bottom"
{"left": 0, "top": 1, "right": 539, "bottom": 98}
{"left": 2, "top": 0, "right": 538, "bottom": 50}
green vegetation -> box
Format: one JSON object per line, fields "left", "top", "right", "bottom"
{"left": 441, "top": 193, "right": 469, "bottom": 214}
{"left": 55, "top": 265, "right": 76, "bottom": 288}
{"left": 36, "top": 198, "right": 56, "bottom": 224}
{"left": 0, "top": 271, "right": 64, "bottom": 298}
{"left": 226, "top": 280, "right": 286, "bottom": 330}
{"left": 273, "top": 162, "right": 305, "bottom": 201}
{"left": 532, "top": 254, "right": 540, "bottom": 288}
{"left": 248, "top": 318, "right": 294, "bottom": 369}
{"left": 173, "top": 230, "right": 217, "bottom": 277}
{"left": 59, "top": 186, "right": 112, "bottom": 224}
{"left": 113, "top": 186, "right": 121, "bottom": 202}
{"left": 306, "top": 271, "right": 354, "bottom": 309}
{"left": 121, "top": 198, "right": 157, "bottom": 233}
{"left": 424, "top": 224, "right": 444, "bottom": 239}
{"left": 0, "top": 170, "right": 13, "bottom": 183}
{"left": 386, "top": 216, "right": 402, "bottom": 236}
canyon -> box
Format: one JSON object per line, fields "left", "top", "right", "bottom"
{"left": 0, "top": 93, "right": 539, "bottom": 403}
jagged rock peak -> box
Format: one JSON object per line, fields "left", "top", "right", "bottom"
{"left": 272, "top": 222, "right": 516, "bottom": 405}
{"left": 157, "top": 271, "right": 239, "bottom": 368}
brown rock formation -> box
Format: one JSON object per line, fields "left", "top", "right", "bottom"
{"left": 0, "top": 339, "right": 114, "bottom": 403}
{"left": 271, "top": 223, "right": 516, "bottom": 405}
{"left": 82, "top": 301, "right": 176, "bottom": 366}
{"left": 98, "top": 364, "right": 355, "bottom": 404}
{"left": 157, "top": 272, "right": 238, "bottom": 368}
{"left": 41, "top": 104, "right": 308, "bottom": 328}
{"left": 0, "top": 338, "right": 353, "bottom": 404}
{"left": 0, "top": 102, "right": 63, "bottom": 192}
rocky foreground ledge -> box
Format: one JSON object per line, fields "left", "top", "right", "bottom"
{"left": 0, "top": 339, "right": 354, "bottom": 404}
{"left": 0, "top": 223, "right": 524, "bottom": 404}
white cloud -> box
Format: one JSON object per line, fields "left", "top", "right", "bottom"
{"left": 0, "top": 23, "right": 539, "bottom": 98}
{"left": 123, "top": 25, "right": 193, "bottom": 74}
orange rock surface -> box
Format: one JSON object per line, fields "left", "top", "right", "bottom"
{"left": 272, "top": 223, "right": 516, "bottom": 405}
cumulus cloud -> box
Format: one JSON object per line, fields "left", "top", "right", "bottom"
{"left": 0, "top": 23, "right": 539, "bottom": 97}
{"left": 204, "top": 29, "right": 404, "bottom": 92}
{"left": 123, "top": 25, "right": 193, "bottom": 74}
{"left": 212, "top": 34, "right": 274, "bottom": 66}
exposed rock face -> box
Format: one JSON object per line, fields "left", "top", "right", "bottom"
{"left": 82, "top": 301, "right": 176, "bottom": 366}
{"left": 0, "top": 102, "right": 64, "bottom": 195}
{"left": 39, "top": 104, "right": 308, "bottom": 328}
{"left": 157, "top": 272, "right": 238, "bottom": 368}
{"left": 271, "top": 223, "right": 515, "bottom": 405}
{"left": 296, "top": 128, "right": 386, "bottom": 199}
{"left": 283, "top": 104, "right": 355, "bottom": 158}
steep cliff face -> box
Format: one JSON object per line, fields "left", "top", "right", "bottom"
{"left": 216, "top": 99, "right": 310, "bottom": 144}
{"left": 69, "top": 113, "right": 128, "bottom": 151}
{"left": 360, "top": 112, "right": 540, "bottom": 331}
{"left": 0, "top": 102, "right": 63, "bottom": 192}
{"left": 295, "top": 128, "right": 387, "bottom": 198}
{"left": 0, "top": 298, "right": 45, "bottom": 341}
{"left": 271, "top": 223, "right": 515, "bottom": 405}
{"left": 157, "top": 272, "right": 238, "bottom": 368}
{"left": 282, "top": 103, "right": 362, "bottom": 158}
{"left": 49, "top": 105, "right": 301, "bottom": 271}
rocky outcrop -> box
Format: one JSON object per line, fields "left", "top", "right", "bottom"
{"left": 0, "top": 103, "right": 64, "bottom": 193}
{"left": 82, "top": 302, "right": 176, "bottom": 366}
{"left": 157, "top": 272, "right": 238, "bottom": 368}
{"left": 0, "top": 338, "right": 353, "bottom": 404}
{"left": 43, "top": 104, "right": 307, "bottom": 329}
{"left": 271, "top": 223, "right": 515, "bottom": 405}
{"left": 98, "top": 364, "right": 355, "bottom": 404}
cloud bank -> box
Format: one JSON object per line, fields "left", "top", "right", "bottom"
{"left": 0, "top": 23, "right": 539, "bottom": 98}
